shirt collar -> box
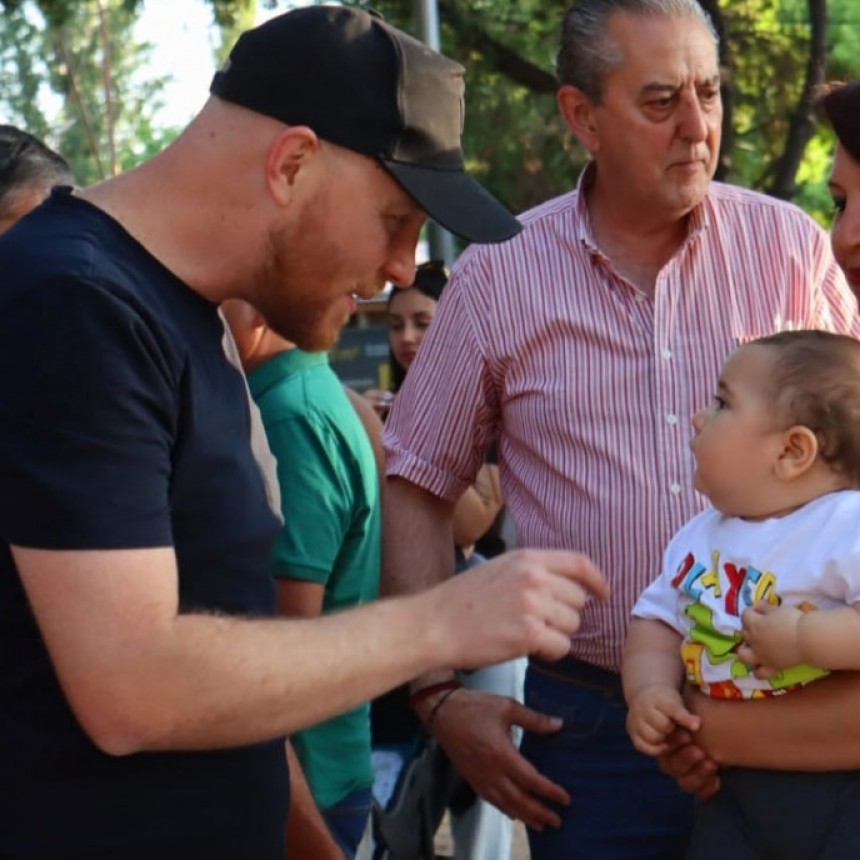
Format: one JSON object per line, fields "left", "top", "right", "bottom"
{"left": 247, "top": 349, "right": 329, "bottom": 400}
{"left": 574, "top": 161, "right": 711, "bottom": 255}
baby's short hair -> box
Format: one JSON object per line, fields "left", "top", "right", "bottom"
{"left": 751, "top": 330, "right": 860, "bottom": 486}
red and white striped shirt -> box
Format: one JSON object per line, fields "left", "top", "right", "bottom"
{"left": 384, "top": 171, "right": 860, "bottom": 671}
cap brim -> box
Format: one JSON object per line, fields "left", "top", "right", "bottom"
{"left": 381, "top": 159, "right": 521, "bottom": 244}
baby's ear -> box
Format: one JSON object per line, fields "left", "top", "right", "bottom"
{"left": 774, "top": 425, "right": 818, "bottom": 480}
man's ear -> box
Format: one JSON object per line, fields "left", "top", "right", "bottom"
{"left": 557, "top": 84, "right": 600, "bottom": 155}
{"left": 774, "top": 425, "right": 819, "bottom": 481}
{"left": 265, "top": 126, "right": 320, "bottom": 206}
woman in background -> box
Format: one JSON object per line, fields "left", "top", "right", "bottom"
{"left": 823, "top": 79, "right": 860, "bottom": 299}
{"left": 366, "top": 260, "right": 504, "bottom": 561}
{"left": 366, "top": 260, "right": 523, "bottom": 860}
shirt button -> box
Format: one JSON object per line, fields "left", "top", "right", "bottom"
{"left": 670, "top": 483, "right": 682, "bottom": 495}
{"left": 666, "top": 414, "right": 678, "bottom": 426}
{"left": 662, "top": 348, "right": 673, "bottom": 360}
{"left": 634, "top": 293, "right": 647, "bottom": 302}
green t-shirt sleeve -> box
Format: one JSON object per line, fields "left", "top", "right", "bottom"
{"left": 266, "top": 412, "right": 353, "bottom": 585}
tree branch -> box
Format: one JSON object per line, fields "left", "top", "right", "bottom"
{"left": 96, "top": 0, "right": 117, "bottom": 176}
{"left": 437, "top": 0, "right": 557, "bottom": 94}
{"left": 54, "top": 26, "right": 106, "bottom": 180}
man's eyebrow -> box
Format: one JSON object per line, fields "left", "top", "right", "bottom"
{"left": 640, "top": 75, "right": 720, "bottom": 96}
{"left": 641, "top": 82, "right": 678, "bottom": 96}
{"left": 698, "top": 74, "right": 721, "bottom": 88}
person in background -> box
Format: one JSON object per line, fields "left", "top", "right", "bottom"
{"left": 369, "top": 260, "right": 521, "bottom": 860}
{"left": 223, "top": 298, "right": 382, "bottom": 859}
{"left": 380, "top": 2, "right": 860, "bottom": 858}
{"left": 0, "top": 7, "right": 609, "bottom": 858}
{"left": 366, "top": 260, "right": 504, "bottom": 560}
{"left": 624, "top": 330, "right": 860, "bottom": 859}
{"left": 658, "top": 78, "right": 860, "bottom": 808}
{"left": 0, "top": 125, "right": 73, "bottom": 234}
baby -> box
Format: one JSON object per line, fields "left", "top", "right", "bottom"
{"left": 622, "top": 329, "right": 860, "bottom": 859}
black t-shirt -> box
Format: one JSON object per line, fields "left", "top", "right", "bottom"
{"left": 0, "top": 190, "right": 287, "bottom": 858}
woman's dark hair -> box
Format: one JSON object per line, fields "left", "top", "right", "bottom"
{"left": 816, "top": 79, "right": 860, "bottom": 164}
{"left": 388, "top": 259, "right": 450, "bottom": 391}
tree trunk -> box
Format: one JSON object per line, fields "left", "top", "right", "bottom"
{"left": 437, "top": 0, "right": 557, "bottom": 94}
{"left": 766, "top": 0, "right": 828, "bottom": 200}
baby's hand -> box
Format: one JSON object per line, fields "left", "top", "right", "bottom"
{"left": 739, "top": 602, "right": 805, "bottom": 676}
{"left": 626, "top": 685, "right": 702, "bottom": 757}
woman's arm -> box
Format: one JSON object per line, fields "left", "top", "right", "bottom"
{"left": 690, "top": 671, "right": 860, "bottom": 769}
{"left": 452, "top": 463, "right": 503, "bottom": 550}
{"left": 658, "top": 672, "right": 860, "bottom": 799}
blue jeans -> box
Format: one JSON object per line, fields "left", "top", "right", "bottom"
{"left": 520, "top": 662, "right": 693, "bottom": 859}
{"left": 322, "top": 786, "right": 373, "bottom": 860}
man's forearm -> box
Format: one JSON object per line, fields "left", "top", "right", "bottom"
{"left": 382, "top": 477, "right": 460, "bottom": 696}
{"left": 382, "top": 476, "right": 455, "bottom": 596}
{"left": 21, "top": 544, "right": 605, "bottom": 761}
{"left": 64, "top": 595, "right": 458, "bottom": 755}
{"left": 17, "top": 545, "right": 463, "bottom": 756}
{"left": 691, "top": 671, "right": 860, "bottom": 769}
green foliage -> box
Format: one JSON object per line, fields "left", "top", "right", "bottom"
{"left": 794, "top": 131, "right": 838, "bottom": 226}
{"left": 828, "top": 0, "right": 860, "bottom": 81}
{"left": 0, "top": 0, "right": 255, "bottom": 182}
{"left": 51, "top": 1, "right": 169, "bottom": 183}
{"left": 210, "top": 0, "right": 258, "bottom": 63}
{"left": 0, "top": 4, "right": 54, "bottom": 141}
{"left": 726, "top": 0, "right": 801, "bottom": 189}
{"left": 0, "top": 0, "right": 182, "bottom": 183}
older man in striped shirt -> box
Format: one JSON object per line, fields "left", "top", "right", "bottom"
{"left": 381, "top": 1, "right": 860, "bottom": 858}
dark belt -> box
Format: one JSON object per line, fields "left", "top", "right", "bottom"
{"left": 530, "top": 655, "right": 624, "bottom": 698}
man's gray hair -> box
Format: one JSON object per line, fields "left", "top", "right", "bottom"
{"left": 0, "top": 125, "right": 73, "bottom": 219}
{"left": 557, "top": 0, "right": 718, "bottom": 101}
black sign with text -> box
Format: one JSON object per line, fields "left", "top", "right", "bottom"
{"left": 329, "top": 325, "right": 391, "bottom": 392}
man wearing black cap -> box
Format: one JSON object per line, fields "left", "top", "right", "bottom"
{"left": 0, "top": 7, "right": 609, "bottom": 859}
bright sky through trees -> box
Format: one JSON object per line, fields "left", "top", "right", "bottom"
{"left": 135, "top": 0, "right": 308, "bottom": 129}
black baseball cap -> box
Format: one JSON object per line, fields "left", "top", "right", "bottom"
{"left": 210, "top": 5, "right": 521, "bottom": 244}
{"left": 820, "top": 80, "right": 860, "bottom": 164}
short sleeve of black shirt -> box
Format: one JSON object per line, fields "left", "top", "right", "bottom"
{"left": 0, "top": 273, "right": 177, "bottom": 549}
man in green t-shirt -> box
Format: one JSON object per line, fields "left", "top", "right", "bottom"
{"left": 224, "top": 298, "right": 382, "bottom": 859}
